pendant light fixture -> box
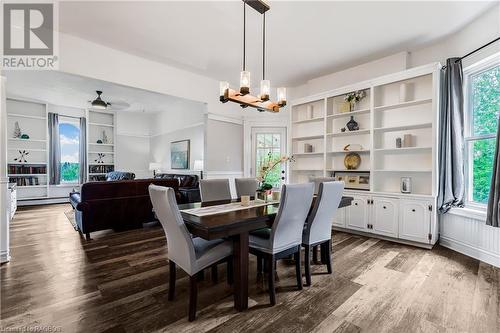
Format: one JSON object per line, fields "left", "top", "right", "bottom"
{"left": 220, "top": 0, "right": 286, "bottom": 113}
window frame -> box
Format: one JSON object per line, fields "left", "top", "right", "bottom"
{"left": 58, "top": 115, "right": 81, "bottom": 185}
{"left": 463, "top": 54, "right": 500, "bottom": 209}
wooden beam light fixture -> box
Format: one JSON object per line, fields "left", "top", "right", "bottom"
{"left": 219, "top": 0, "right": 286, "bottom": 113}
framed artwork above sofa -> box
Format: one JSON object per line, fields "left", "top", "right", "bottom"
{"left": 171, "top": 139, "right": 190, "bottom": 169}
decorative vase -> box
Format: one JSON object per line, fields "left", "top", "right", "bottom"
{"left": 13, "top": 121, "right": 21, "bottom": 138}
{"left": 256, "top": 191, "right": 267, "bottom": 201}
{"left": 346, "top": 116, "right": 359, "bottom": 131}
{"left": 350, "top": 102, "right": 356, "bottom": 112}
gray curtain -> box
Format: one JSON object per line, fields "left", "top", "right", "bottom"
{"left": 79, "top": 117, "right": 87, "bottom": 184}
{"left": 437, "top": 58, "right": 465, "bottom": 213}
{"left": 48, "top": 113, "right": 60, "bottom": 185}
{"left": 486, "top": 119, "right": 500, "bottom": 227}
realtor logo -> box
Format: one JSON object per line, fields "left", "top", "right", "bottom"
{"left": 2, "top": 2, "right": 58, "bottom": 69}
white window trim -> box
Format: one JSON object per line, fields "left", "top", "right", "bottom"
{"left": 462, "top": 52, "right": 500, "bottom": 211}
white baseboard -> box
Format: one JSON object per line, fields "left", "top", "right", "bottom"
{"left": 439, "top": 236, "right": 500, "bottom": 268}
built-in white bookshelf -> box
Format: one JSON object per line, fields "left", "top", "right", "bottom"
{"left": 289, "top": 64, "right": 439, "bottom": 197}
{"left": 87, "top": 110, "right": 116, "bottom": 181}
{"left": 6, "top": 99, "right": 49, "bottom": 200}
{"left": 289, "top": 63, "right": 441, "bottom": 248}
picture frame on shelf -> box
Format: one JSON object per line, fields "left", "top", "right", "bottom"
{"left": 332, "top": 170, "right": 370, "bottom": 190}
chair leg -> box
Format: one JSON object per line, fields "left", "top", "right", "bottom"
{"left": 211, "top": 266, "right": 218, "bottom": 284}
{"left": 294, "top": 250, "right": 303, "bottom": 290}
{"left": 312, "top": 245, "right": 318, "bottom": 263}
{"left": 267, "top": 255, "right": 276, "bottom": 306}
{"left": 85, "top": 233, "right": 91, "bottom": 241}
{"left": 304, "top": 244, "right": 311, "bottom": 286}
{"left": 189, "top": 275, "right": 198, "bottom": 322}
{"left": 227, "top": 258, "right": 233, "bottom": 285}
{"left": 168, "top": 261, "right": 176, "bottom": 301}
{"left": 325, "top": 240, "right": 332, "bottom": 274}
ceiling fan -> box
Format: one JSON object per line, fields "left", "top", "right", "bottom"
{"left": 88, "top": 90, "right": 130, "bottom": 110}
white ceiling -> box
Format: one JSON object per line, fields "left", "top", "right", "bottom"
{"left": 5, "top": 70, "right": 203, "bottom": 113}
{"left": 59, "top": 1, "right": 495, "bottom": 87}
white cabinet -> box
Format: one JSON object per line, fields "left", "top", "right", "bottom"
{"left": 333, "top": 192, "right": 435, "bottom": 247}
{"left": 346, "top": 195, "right": 369, "bottom": 231}
{"left": 371, "top": 197, "right": 399, "bottom": 237}
{"left": 332, "top": 207, "right": 346, "bottom": 228}
{"left": 399, "top": 200, "right": 432, "bottom": 243}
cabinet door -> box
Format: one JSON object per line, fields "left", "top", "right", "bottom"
{"left": 332, "top": 207, "right": 346, "bottom": 228}
{"left": 399, "top": 200, "right": 431, "bottom": 243}
{"left": 346, "top": 196, "right": 369, "bottom": 231}
{"left": 371, "top": 197, "right": 399, "bottom": 237}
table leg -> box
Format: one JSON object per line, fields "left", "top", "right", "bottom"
{"left": 232, "top": 232, "right": 249, "bottom": 311}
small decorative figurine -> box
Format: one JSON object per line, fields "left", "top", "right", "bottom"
{"left": 13, "top": 122, "right": 21, "bottom": 138}
{"left": 20, "top": 134, "right": 29, "bottom": 139}
{"left": 396, "top": 137, "right": 402, "bottom": 148}
{"left": 96, "top": 139, "right": 103, "bottom": 144}
{"left": 341, "top": 127, "right": 346, "bottom": 132}
{"left": 102, "top": 130, "right": 108, "bottom": 144}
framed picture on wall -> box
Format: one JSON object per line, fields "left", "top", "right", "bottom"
{"left": 171, "top": 139, "right": 190, "bottom": 169}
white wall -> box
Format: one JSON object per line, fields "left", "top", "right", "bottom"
{"left": 205, "top": 118, "right": 243, "bottom": 172}
{"left": 115, "top": 112, "right": 152, "bottom": 179}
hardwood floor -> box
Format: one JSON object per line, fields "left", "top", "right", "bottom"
{"left": 1, "top": 204, "right": 499, "bottom": 332}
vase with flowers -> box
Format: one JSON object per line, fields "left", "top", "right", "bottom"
{"left": 256, "top": 152, "right": 295, "bottom": 201}
{"left": 344, "top": 90, "right": 366, "bottom": 111}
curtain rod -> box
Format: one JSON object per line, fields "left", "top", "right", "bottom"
{"left": 455, "top": 36, "right": 500, "bottom": 64}
{"left": 443, "top": 36, "right": 500, "bottom": 69}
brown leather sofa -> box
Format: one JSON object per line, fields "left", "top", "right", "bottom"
{"left": 70, "top": 178, "right": 179, "bottom": 240}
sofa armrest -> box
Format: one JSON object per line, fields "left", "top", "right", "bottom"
{"left": 69, "top": 192, "right": 81, "bottom": 210}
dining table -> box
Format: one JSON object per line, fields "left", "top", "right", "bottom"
{"left": 178, "top": 195, "right": 353, "bottom": 311}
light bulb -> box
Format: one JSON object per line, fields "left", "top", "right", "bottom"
{"left": 240, "top": 71, "right": 250, "bottom": 95}
{"left": 277, "top": 87, "right": 287, "bottom": 105}
{"left": 219, "top": 81, "right": 229, "bottom": 97}
{"left": 260, "top": 80, "right": 270, "bottom": 101}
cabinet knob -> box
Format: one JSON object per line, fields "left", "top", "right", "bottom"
{"left": 354, "top": 203, "right": 358, "bottom": 206}
{"left": 383, "top": 206, "right": 387, "bottom": 209}
{"left": 412, "top": 209, "right": 416, "bottom": 212}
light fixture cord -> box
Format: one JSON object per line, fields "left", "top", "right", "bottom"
{"left": 262, "top": 12, "right": 266, "bottom": 80}
{"left": 243, "top": 1, "right": 246, "bottom": 71}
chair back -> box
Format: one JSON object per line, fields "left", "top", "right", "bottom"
{"left": 148, "top": 184, "right": 196, "bottom": 274}
{"left": 235, "top": 178, "right": 259, "bottom": 198}
{"left": 304, "top": 181, "right": 344, "bottom": 245}
{"left": 310, "top": 176, "right": 336, "bottom": 194}
{"left": 200, "top": 179, "right": 231, "bottom": 202}
{"left": 271, "top": 183, "right": 314, "bottom": 252}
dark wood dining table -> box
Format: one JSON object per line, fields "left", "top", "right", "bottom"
{"left": 178, "top": 196, "right": 353, "bottom": 311}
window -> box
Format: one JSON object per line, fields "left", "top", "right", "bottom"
{"left": 59, "top": 117, "right": 80, "bottom": 184}
{"left": 251, "top": 128, "right": 286, "bottom": 189}
{"left": 464, "top": 57, "right": 499, "bottom": 207}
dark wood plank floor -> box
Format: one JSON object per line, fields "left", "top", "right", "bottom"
{"left": 1, "top": 204, "right": 499, "bottom": 332}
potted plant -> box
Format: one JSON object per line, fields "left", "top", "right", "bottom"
{"left": 256, "top": 152, "right": 295, "bottom": 201}
{"left": 344, "top": 90, "right": 366, "bottom": 111}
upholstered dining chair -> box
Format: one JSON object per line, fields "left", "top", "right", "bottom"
{"left": 148, "top": 184, "right": 233, "bottom": 321}
{"left": 310, "top": 176, "right": 336, "bottom": 194}
{"left": 199, "top": 179, "right": 232, "bottom": 202}
{"left": 249, "top": 183, "right": 314, "bottom": 305}
{"left": 235, "top": 178, "right": 259, "bottom": 198}
{"left": 302, "top": 181, "right": 344, "bottom": 286}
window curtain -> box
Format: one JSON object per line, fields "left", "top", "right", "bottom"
{"left": 48, "top": 113, "right": 60, "bottom": 185}
{"left": 79, "top": 117, "right": 87, "bottom": 184}
{"left": 486, "top": 118, "right": 500, "bottom": 227}
{"left": 437, "top": 58, "right": 465, "bottom": 213}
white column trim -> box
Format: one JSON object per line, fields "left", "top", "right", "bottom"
{"left": 0, "top": 76, "right": 11, "bottom": 263}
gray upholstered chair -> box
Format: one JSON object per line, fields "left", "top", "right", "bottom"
{"left": 249, "top": 183, "right": 314, "bottom": 305}
{"left": 310, "top": 176, "right": 336, "bottom": 194}
{"left": 199, "top": 179, "right": 232, "bottom": 202}
{"left": 302, "top": 181, "right": 344, "bottom": 286}
{"left": 235, "top": 178, "right": 259, "bottom": 198}
{"left": 148, "top": 184, "right": 233, "bottom": 321}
